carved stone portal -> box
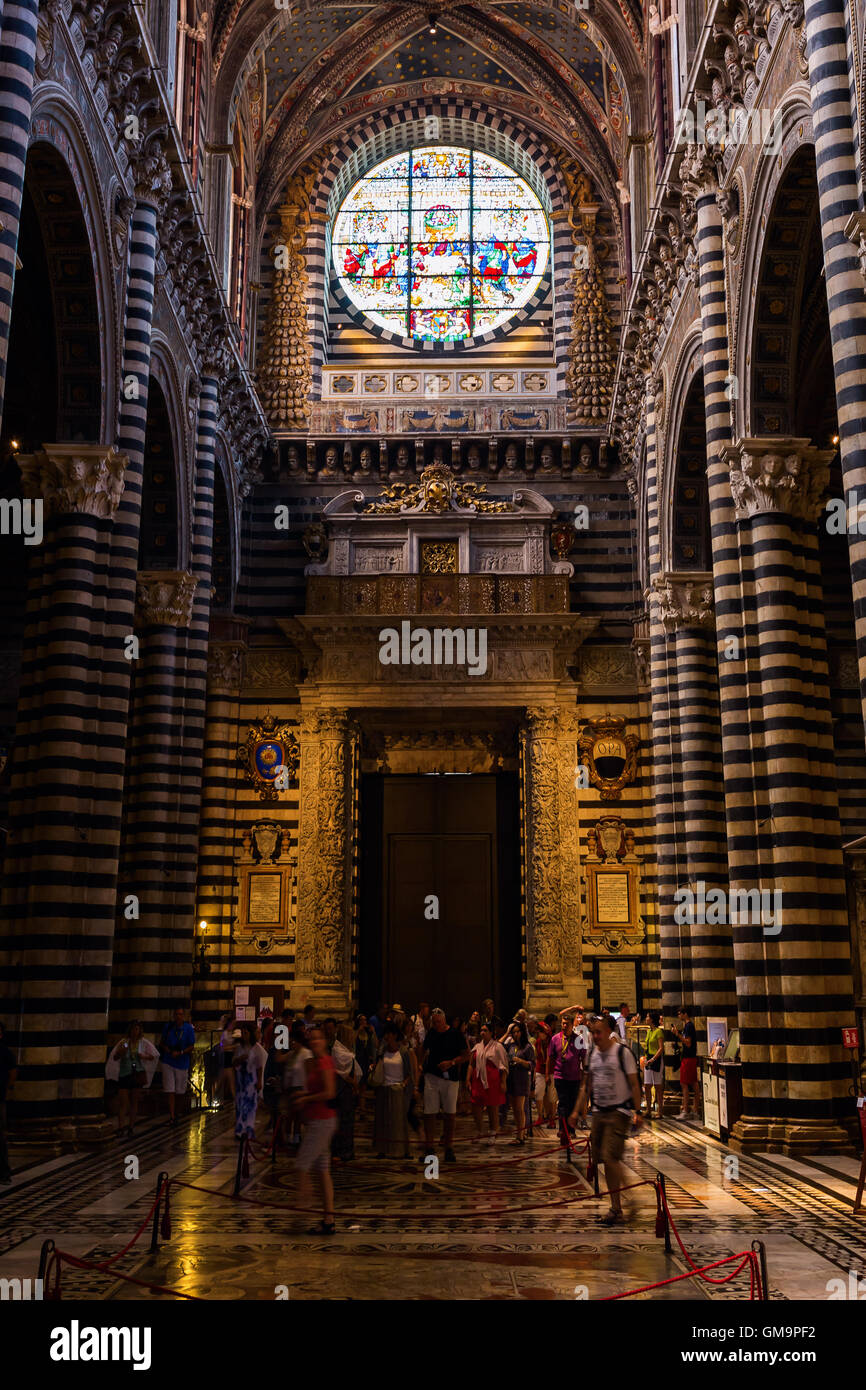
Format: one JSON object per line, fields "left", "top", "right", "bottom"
{"left": 294, "top": 710, "right": 357, "bottom": 1008}
{"left": 521, "top": 706, "right": 582, "bottom": 1008}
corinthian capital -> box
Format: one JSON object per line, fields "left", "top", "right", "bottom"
{"left": 650, "top": 572, "right": 715, "bottom": 631}
{"left": 131, "top": 144, "right": 173, "bottom": 213}
{"left": 136, "top": 570, "right": 199, "bottom": 627}
{"left": 19, "top": 444, "right": 127, "bottom": 519}
{"left": 727, "top": 438, "right": 834, "bottom": 522}
{"left": 679, "top": 143, "right": 722, "bottom": 205}
{"left": 523, "top": 706, "right": 560, "bottom": 739}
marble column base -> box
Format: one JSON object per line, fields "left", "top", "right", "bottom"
{"left": 728, "top": 1114, "right": 853, "bottom": 1155}
{"left": 11, "top": 1114, "right": 116, "bottom": 1150}
{"left": 526, "top": 985, "right": 565, "bottom": 1015}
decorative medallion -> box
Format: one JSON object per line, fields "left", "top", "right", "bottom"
{"left": 394, "top": 374, "right": 420, "bottom": 393}
{"left": 459, "top": 373, "right": 485, "bottom": 392}
{"left": 491, "top": 373, "right": 516, "bottom": 392}
{"left": 237, "top": 713, "right": 300, "bottom": 801}
{"left": 364, "top": 375, "right": 387, "bottom": 393}
{"left": 577, "top": 715, "right": 639, "bottom": 800}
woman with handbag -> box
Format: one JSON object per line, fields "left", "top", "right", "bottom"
{"left": 372, "top": 1023, "right": 412, "bottom": 1159}
{"left": 106, "top": 1022, "right": 159, "bottom": 1137}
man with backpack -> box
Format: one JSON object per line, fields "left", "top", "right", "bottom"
{"left": 571, "top": 1012, "right": 642, "bottom": 1225}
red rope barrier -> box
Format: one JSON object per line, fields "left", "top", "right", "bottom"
{"left": 658, "top": 1182, "right": 759, "bottom": 1286}
{"left": 46, "top": 1248, "right": 204, "bottom": 1301}
{"left": 600, "top": 1249, "right": 760, "bottom": 1300}
{"left": 43, "top": 1180, "right": 166, "bottom": 1273}
{"left": 165, "top": 1171, "right": 610, "bottom": 1218}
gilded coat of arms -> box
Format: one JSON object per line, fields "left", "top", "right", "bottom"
{"left": 237, "top": 713, "right": 300, "bottom": 801}
{"left": 577, "top": 714, "right": 639, "bottom": 800}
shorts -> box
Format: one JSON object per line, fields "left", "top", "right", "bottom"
{"left": 680, "top": 1058, "right": 698, "bottom": 1086}
{"left": 161, "top": 1063, "right": 190, "bottom": 1094}
{"left": 118, "top": 1072, "right": 145, "bottom": 1091}
{"left": 644, "top": 1067, "right": 664, "bottom": 1088}
{"left": 590, "top": 1109, "right": 631, "bottom": 1164}
{"left": 423, "top": 1074, "right": 459, "bottom": 1115}
{"left": 295, "top": 1116, "right": 336, "bottom": 1174}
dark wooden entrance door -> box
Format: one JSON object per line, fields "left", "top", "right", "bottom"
{"left": 359, "top": 774, "right": 520, "bottom": 1018}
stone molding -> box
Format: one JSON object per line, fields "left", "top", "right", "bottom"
{"left": 19, "top": 444, "right": 127, "bottom": 520}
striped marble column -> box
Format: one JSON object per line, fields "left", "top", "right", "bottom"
{"left": 111, "top": 570, "right": 199, "bottom": 1037}
{"left": 0, "top": 445, "right": 129, "bottom": 1138}
{"left": 178, "top": 367, "right": 220, "bottom": 1022}
{"left": 650, "top": 573, "right": 735, "bottom": 1030}
{"left": 803, "top": 0, "right": 866, "bottom": 714}
{"left": 644, "top": 378, "right": 689, "bottom": 1020}
{"left": 0, "top": 0, "right": 40, "bottom": 426}
{"left": 680, "top": 143, "right": 764, "bottom": 1082}
{"left": 725, "top": 438, "right": 854, "bottom": 1151}
{"left": 194, "top": 639, "right": 247, "bottom": 1027}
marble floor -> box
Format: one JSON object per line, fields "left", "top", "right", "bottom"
{"left": 2, "top": 1107, "right": 865, "bottom": 1301}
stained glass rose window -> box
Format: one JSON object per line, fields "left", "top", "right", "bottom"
{"left": 331, "top": 145, "right": 550, "bottom": 343}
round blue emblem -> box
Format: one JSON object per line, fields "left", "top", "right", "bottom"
{"left": 254, "top": 741, "right": 284, "bottom": 781}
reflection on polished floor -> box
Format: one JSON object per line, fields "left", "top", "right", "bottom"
{"left": 2, "top": 1110, "right": 864, "bottom": 1301}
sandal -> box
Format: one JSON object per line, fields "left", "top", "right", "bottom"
{"left": 306, "top": 1218, "right": 336, "bottom": 1235}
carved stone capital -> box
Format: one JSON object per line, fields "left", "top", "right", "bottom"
{"left": 199, "top": 328, "right": 232, "bottom": 381}
{"left": 130, "top": 144, "right": 173, "bottom": 213}
{"left": 136, "top": 570, "right": 198, "bottom": 627}
{"left": 317, "top": 708, "right": 351, "bottom": 739}
{"left": 727, "top": 438, "right": 834, "bottom": 522}
{"left": 19, "top": 444, "right": 127, "bottom": 519}
{"left": 650, "top": 572, "right": 715, "bottom": 631}
{"left": 679, "top": 142, "right": 722, "bottom": 205}
{"left": 523, "top": 705, "right": 560, "bottom": 739}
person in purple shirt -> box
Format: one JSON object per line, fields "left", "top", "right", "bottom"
{"left": 546, "top": 1013, "right": 588, "bottom": 1137}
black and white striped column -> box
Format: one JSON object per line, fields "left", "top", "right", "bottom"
{"left": 111, "top": 570, "right": 199, "bottom": 1037}
{"left": 644, "top": 378, "right": 689, "bottom": 1027}
{"left": 803, "top": 1, "right": 866, "bottom": 715}
{"left": 0, "top": 445, "right": 129, "bottom": 1136}
{"left": 650, "top": 573, "right": 736, "bottom": 1030}
{"left": 0, "top": 0, "right": 40, "bottom": 427}
{"left": 724, "top": 439, "right": 854, "bottom": 1151}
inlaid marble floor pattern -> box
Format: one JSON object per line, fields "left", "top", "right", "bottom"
{"left": 2, "top": 1109, "right": 864, "bottom": 1300}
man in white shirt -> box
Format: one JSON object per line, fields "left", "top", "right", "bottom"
{"left": 413, "top": 1002, "right": 431, "bottom": 1054}
{"left": 571, "top": 1013, "right": 642, "bottom": 1225}
{"left": 615, "top": 1004, "right": 631, "bottom": 1042}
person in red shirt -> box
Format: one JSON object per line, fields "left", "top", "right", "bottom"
{"left": 293, "top": 1026, "right": 337, "bottom": 1234}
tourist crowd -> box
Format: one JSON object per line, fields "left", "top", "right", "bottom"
{"left": 88, "top": 996, "right": 702, "bottom": 1233}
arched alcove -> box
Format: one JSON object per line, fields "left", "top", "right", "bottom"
{"left": 139, "top": 377, "right": 181, "bottom": 572}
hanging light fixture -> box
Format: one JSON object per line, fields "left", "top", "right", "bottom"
{"left": 428, "top": 10, "right": 438, "bottom": 35}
